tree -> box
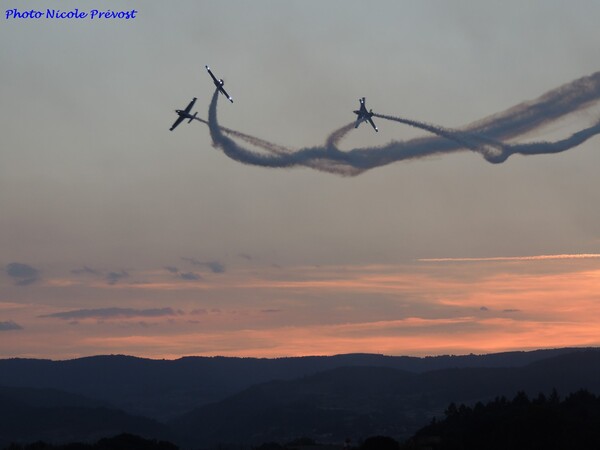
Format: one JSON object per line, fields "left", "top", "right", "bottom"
{"left": 360, "top": 436, "right": 400, "bottom": 450}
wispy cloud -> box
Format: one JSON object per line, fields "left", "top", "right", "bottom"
{"left": 0, "top": 320, "right": 23, "bottom": 331}
{"left": 163, "top": 266, "right": 202, "bottom": 281}
{"left": 206, "top": 261, "right": 225, "bottom": 273}
{"left": 418, "top": 254, "right": 600, "bottom": 262}
{"left": 182, "top": 258, "right": 226, "bottom": 273}
{"left": 190, "top": 308, "right": 222, "bottom": 316}
{"left": 106, "top": 270, "right": 129, "bottom": 285}
{"left": 40, "top": 307, "right": 180, "bottom": 320}
{"left": 5, "top": 261, "right": 600, "bottom": 359}
{"left": 179, "top": 272, "right": 202, "bottom": 281}
{"left": 71, "top": 266, "right": 100, "bottom": 276}
{"left": 6, "top": 262, "right": 40, "bottom": 286}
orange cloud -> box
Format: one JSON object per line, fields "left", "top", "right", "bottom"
{"left": 2, "top": 258, "right": 600, "bottom": 359}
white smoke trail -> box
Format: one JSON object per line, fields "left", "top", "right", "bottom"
{"left": 419, "top": 254, "right": 600, "bottom": 262}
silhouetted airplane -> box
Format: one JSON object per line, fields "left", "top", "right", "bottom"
{"left": 206, "top": 65, "right": 233, "bottom": 103}
{"left": 170, "top": 97, "right": 198, "bottom": 131}
{"left": 353, "top": 97, "right": 378, "bottom": 132}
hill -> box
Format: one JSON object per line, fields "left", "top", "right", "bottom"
{"left": 1, "top": 348, "right": 599, "bottom": 448}
{"left": 409, "top": 389, "right": 600, "bottom": 450}
{"left": 169, "top": 349, "right": 600, "bottom": 447}
{"left": 0, "top": 386, "right": 172, "bottom": 448}
{"left": 0, "top": 348, "right": 581, "bottom": 421}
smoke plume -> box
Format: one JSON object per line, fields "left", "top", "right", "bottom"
{"left": 199, "top": 71, "right": 600, "bottom": 175}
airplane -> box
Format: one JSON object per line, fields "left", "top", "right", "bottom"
{"left": 353, "top": 97, "right": 378, "bottom": 132}
{"left": 170, "top": 97, "right": 198, "bottom": 131}
{"left": 205, "top": 65, "right": 233, "bottom": 103}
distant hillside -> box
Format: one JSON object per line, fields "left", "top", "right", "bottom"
{"left": 0, "top": 386, "right": 108, "bottom": 409}
{"left": 169, "top": 349, "right": 600, "bottom": 448}
{"left": 0, "top": 348, "right": 583, "bottom": 420}
{"left": 4, "top": 433, "right": 178, "bottom": 450}
{"left": 0, "top": 387, "right": 172, "bottom": 448}
{"left": 0, "top": 386, "right": 172, "bottom": 448}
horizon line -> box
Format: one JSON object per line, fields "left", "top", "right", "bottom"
{"left": 3, "top": 345, "right": 597, "bottom": 362}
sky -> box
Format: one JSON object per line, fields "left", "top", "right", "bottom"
{"left": 1, "top": 0, "right": 600, "bottom": 360}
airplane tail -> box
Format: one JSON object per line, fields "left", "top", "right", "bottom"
{"left": 188, "top": 112, "right": 197, "bottom": 123}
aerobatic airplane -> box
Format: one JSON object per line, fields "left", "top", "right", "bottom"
{"left": 205, "top": 65, "right": 233, "bottom": 103}
{"left": 353, "top": 97, "right": 378, "bottom": 132}
{"left": 170, "top": 97, "right": 198, "bottom": 131}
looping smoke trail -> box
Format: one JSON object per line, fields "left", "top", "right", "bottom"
{"left": 205, "top": 71, "right": 600, "bottom": 175}
{"left": 325, "top": 123, "right": 355, "bottom": 151}
{"left": 197, "top": 111, "right": 360, "bottom": 175}
{"left": 208, "top": 89, "right": 364, "bottom": 175}
{"left": 481, "top": 120, "right": 600, "bottom": 163}
{"left": 195, "top": 116, "right": 291, "bottom": 154}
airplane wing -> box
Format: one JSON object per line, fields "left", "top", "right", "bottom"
{"left": 205, "top": 66, "right": 219, "bottom": 84}
{"left": 183, "top": 97, "right": 197, "bottom": 114}
{"left": 220, "top": 86, "right": 233, "bottom": 103}
{"left": 170, "top": 115, "right": 185, "bottom": 131}
{"left": 368, "top": 117, "right": 379, "bottom": 132}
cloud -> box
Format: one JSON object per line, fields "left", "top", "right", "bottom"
{"left": 503, "top": 309, "right": 521, "bottom": 313}
{"left": 480, "top": 306, "right": 489, "bottom": 312}
{"left": 418, "top": 253, "right": 600, "bottom": 263}
{"left": 163, "top": 266, "right": 201, "bottom": 281}
{"left": 0, "top": 320, "right": 23, "bottom": 331}
{"left": 41, "top": 307, "right": 179, "bottom": 320}
{"left": 179, "top": 272, "right": 201, "bottom": 281}
{"left": 190, "top": 308, "right": 222, "bottom": 316}
{"left": 71, "top": 266, "right": 100, "bottom": 276}
{"left": 206, "top": 261, "right": 225, "bottom": 273}
{"left": 106, "top": 270, "right": 128, "bottom": 285}
{"left": 6, "top": 262, "right": 40, "bottom": 286}
{"left": 182, "top": 258, "right": 226, "bottom": 273}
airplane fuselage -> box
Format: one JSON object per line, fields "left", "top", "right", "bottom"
{"left": 353, "top": 97, "right": 378, "bottom": 132}
{"left": 205, "top": 65, "right": 233, "bottom": 103}
{"left": 175, "top": 109, "right": 195, "bottom": 120}
{"left": 170, "top": 97, "right": 198, "bottom": 131}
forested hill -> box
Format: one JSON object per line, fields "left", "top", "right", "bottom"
{"left": 1, "top": 349, "right": 599, "bottom": 448}
{"left": 169, "top": 349, "right": 600, "bottom": 447}
{"left": 410, "top": 389, "right": 600, "bottom": 450}
{"left": 0, "top": 348, "right": 583, "bottom": 420}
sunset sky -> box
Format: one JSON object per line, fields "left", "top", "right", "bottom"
{"left": 2, "top": 0, "right": 600, "bottom": 359}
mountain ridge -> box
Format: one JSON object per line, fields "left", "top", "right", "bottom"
{"left": 1, "top": 348, "right": 599, "bottom": 448}
{"left": 170, "top": 349, "right": 600, "bottom": 447}
{"left": 0, "top": 348, "right": 592, "bottom": 421}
